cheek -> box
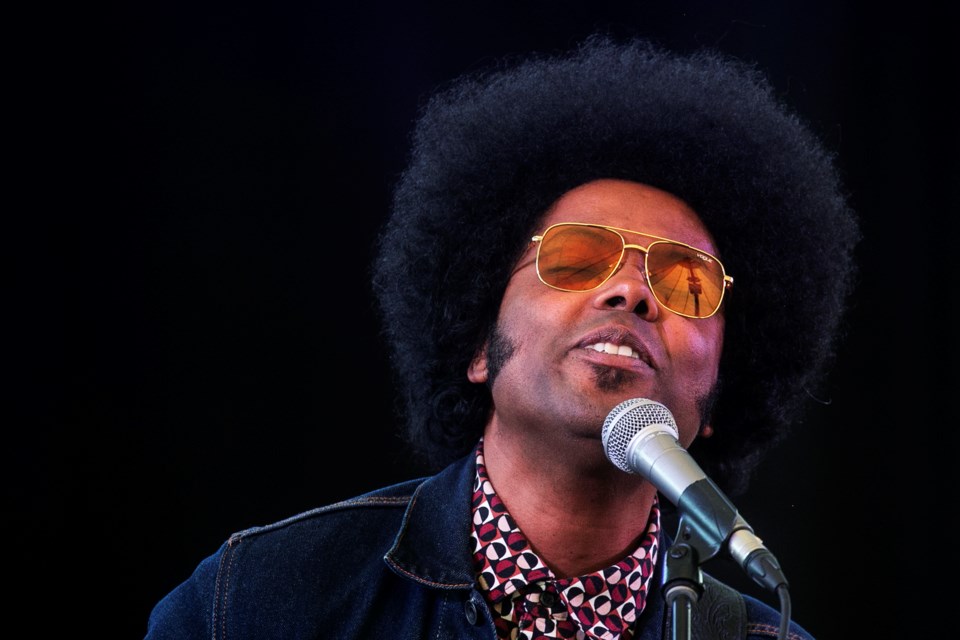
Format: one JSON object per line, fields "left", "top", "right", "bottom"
{"left": 673, "top": 319, "right": 724, "bottom": 385}
{"left": 497, "top": 275, "right": 564, "bottom": 328}
{"left": 492, "top": 278, "right": 574, "bottom": 367}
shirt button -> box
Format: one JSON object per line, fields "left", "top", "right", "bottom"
{"left": 540, "top": 591, "right": 557, "bottom": 608}
{"left": 463, "top": 598, "right": 479, "bottom": 625}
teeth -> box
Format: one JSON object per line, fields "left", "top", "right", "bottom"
{"left": 587, "top": 342, "right": 639, "bottom": 359}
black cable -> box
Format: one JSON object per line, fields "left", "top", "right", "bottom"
{"left": 776, "top": 584, "right": 791, "bottom": 640}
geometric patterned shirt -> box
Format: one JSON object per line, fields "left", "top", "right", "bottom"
{"left": 470, "top": 439, "right": 661, "bottom": 639}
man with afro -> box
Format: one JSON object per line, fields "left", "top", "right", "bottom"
{"left": 147, "top": 35, "right": 858, "bottom": 640}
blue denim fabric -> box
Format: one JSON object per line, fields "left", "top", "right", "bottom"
{"left": 145, "top": 453, "right": 813, "bottom": 640}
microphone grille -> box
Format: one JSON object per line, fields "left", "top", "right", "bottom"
{"left": 601, "top": 398, "right": 677, "bottom": 473}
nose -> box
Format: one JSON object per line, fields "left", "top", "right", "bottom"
{"left": 590, "top": 249, "right": 659, "bottom": 320}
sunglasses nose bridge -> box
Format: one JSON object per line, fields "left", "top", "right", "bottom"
{"left": 621, "top": 242, "right": 648, "bottom": 255}
{"left": 605, "top": 243, "right": 653, "bottom": 293}
{"left": 618, "top": 243, "right": 649, "bottom": 275}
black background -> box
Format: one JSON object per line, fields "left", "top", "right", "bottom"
{"left": 11, "top": 1, "right": 954, "bottom": 638}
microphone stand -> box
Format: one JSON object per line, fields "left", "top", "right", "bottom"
{"left": 660, "top": 481, "right": 762, "bottom": 640}
{"left": 662, "top": 541, "right": 703, "bottom": 640}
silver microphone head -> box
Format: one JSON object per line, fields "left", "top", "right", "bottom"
{"left": 601, "top": 398, "right": 678, "bottom": 473}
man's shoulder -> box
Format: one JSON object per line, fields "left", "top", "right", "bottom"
{"left": 663, "top": 573, "right": 814, "bottom": 640}
{"left": 227, "top": 476, "right": 429, "bottom": 546}
{"left": 700, "top": 574, "right": 815, "bottom": 640}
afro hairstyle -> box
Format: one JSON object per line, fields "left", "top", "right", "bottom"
{"left": 371, "top": 35, "right": 860, "bottom": 497}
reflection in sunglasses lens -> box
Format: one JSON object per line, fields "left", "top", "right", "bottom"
{"left": 647, "top": 243, "right": 723, "bottom": 317}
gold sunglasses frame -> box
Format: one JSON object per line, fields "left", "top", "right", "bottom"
{"left": 531, "top": 222, "right": 735, "bottom": 319}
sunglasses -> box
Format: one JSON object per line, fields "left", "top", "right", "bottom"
{"left": 531, "top": 222, "right": 734, "bottom": 319}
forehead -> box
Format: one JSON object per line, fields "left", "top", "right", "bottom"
{"left": 541, "top": 179, "right": 718, "bottom": 253}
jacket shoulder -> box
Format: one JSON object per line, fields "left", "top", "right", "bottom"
{"left": 741, "top": 590, "right": 815, "bottom": 640}
{"left": 689, "top": 574, "right": 815, "bottom": 640}
{"left": 229, "top": 476, "right": 427, "bottom": 543}
{"left": 145, "top": 477, "right": 430, "bottom": 640}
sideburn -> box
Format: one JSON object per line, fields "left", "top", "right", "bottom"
{"left": 483, "top": 323, "right": 516, "bottom": 389}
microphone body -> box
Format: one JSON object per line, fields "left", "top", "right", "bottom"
{"left": 601, "top": 397, "right": 788, "bottom": 593}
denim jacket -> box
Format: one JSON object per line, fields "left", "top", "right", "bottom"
{"left": 145, "top": 452, "right": 813, "bottom": 640}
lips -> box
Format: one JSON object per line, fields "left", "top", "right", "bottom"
{"left": 578, "top": 327, "right": 654, "bottom": 367}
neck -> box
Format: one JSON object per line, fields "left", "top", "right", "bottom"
{"left": 480, "top": 429, "right": 660, "bottom": 578}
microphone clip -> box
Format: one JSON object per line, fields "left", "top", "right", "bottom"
{"left": 662, "top": 541, "right": 704, "bottom": 603}
{"left": 662, "top": 541, "right": 704, "bottom": 640}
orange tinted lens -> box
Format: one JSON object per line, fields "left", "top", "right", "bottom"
{"left": 537, "top": 225, "right": 624, "bottom": 290}
{"left": 646, "top": 242, "right": 726, "bottom": 317}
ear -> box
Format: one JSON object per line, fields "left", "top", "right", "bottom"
{"left": 467, "top": 342, "right": 489, "bottom": 383}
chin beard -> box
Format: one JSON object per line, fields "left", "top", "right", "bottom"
{"left": 591, "top": 363, "right": 641, "bottom": 392}
{"left": 590, "top": 365, "right": 720, "bottom": 435}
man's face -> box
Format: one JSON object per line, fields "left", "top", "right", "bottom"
{"left": 469, "top": 179, "right": 725, "bottom": 466}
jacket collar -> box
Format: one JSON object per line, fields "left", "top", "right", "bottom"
{"left": 383, "top": 451, "right": 478, "bottom": 588}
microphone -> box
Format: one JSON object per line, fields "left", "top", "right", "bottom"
{"left": 601, "top": 397, "right": 788, "bottom": 594}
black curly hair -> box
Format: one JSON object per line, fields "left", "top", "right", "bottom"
{"left": 371, "top": 35, "right": 860, "bottom": 497}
